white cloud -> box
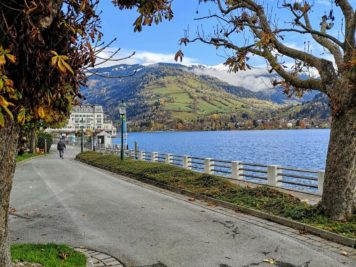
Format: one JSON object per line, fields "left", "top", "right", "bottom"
{"left": 94, "top": 48, "right": 198, "bottom": 68}
{"left": 191, "top": 64, "right": 275, "bottom": 92}
{"left": 315, "top": 0, "right": 332, "bottom": 6}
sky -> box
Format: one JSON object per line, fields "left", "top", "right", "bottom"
{"left": 96, "top": 0, "right": 345, "bottom": 67}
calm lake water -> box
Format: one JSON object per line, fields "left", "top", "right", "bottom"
{"left": 113, "top": 129, "right": 330, "bottom": 171}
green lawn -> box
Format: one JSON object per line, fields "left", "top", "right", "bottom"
{"left": 11, "top": 244, "right": 86, "bottom": 267}
{"left": 16, "top": 153, "right": 38, "bottom": 163}
{"left": 76, "top": 151, "right": 356, "bottom": 239}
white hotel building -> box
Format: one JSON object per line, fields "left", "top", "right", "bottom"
{"left": 55, "top": 105, "right": 117, "bottom": 136}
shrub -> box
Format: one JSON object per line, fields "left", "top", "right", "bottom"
{"left": 37, "top": 131, "right": 53, "bottom": 153}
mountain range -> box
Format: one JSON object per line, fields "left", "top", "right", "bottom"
{"left": 81, "top": 63, "right": 330, "bottom": 131}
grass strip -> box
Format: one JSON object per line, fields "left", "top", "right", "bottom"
{"left": 16, "top": 153, "right": 39, "bottom": 163}
{"left": 11, "top": 244, "right": 86, "bottom": 267}
{"left": 76, "top": 151, "right": 356, "bottom": 239}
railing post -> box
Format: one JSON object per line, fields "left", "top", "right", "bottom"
{"left": 165, "top": 153, "right": 172, "bottom": 164}
{"left": 204, "top": 158, "right": 213, "bottom": 174}
{"left": 231, "top": 161, "right": 243, "bottom": 180}
{"left": 317, "top": 171, "right": 325, "bottom": 195}
{"left": 267, "top": 165, "right": 281, "bottom": 187}
{"left": 134, "top": 142, "right": 138, "bottom": 159}
{"left": 183, "top": 156, "right": 191, "bottom": 170}
{"left": 151, "top": 152, "right": 158, "bottom": 162}
{"left": 138, "top": 151, "right": 145, "bottom": 161}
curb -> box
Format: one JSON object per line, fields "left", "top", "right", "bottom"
{"left": 75, "top": 247, "right": 124, "bottom": 267}
{"left": 76, "top": 158, "right": 356, "bottom": 248}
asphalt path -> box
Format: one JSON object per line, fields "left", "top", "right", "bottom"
{"left": 9, "top": 146, "right": 355, "bottom": 267}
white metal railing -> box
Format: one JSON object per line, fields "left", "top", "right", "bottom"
{"left": 95, "top": 145, "right": 325, "bottom": 196}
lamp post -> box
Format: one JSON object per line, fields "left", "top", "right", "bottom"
{"left": 118, "top": 100, "right": 126, "bottom": 160}
{"left": 80, "top": 118, "right": 84, "bottom": 153}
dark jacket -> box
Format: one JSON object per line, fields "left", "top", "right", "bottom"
{"left": 57, "top": 140, "right": 66, "bottom": 150}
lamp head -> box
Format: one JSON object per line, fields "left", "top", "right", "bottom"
{"left": 118, "top": 100, "right": 127, "bottom": 116}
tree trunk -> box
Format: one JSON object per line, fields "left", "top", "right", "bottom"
{"left": 321, "top": 100, "right": 356, "bottom": 220}
{"left": 0, "top": 122, "right": 20, "bottom": 267}
{"left": 29, "top": 127, "right": 37, "bottom": 154}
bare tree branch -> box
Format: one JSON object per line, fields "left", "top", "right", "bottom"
{"left": 337, "top": 0, "right": 354, "bottom": 18}
{"left": 194, "top": 14, "right": 230, "bottom": 23}
{"left": 302, "top": 11, "right": 344, "bottom": 71}
{"left": 95, "top": 51, "right": 135, "bottom": 62}
{"left": 216, "top": 0, "right": 249, "bottom": 15}
{"left": 186, "top": 0, "right": 350, "bottom": 97}
{"left": 249, "top": 47, "right": 322, "bottom": 91}
{"left": 284, "top": 3, "right": 344, "bottom": 49}
{"left": 188, "top": 36, "right": 256, "bottom": 53}
{"left": 342, "top": 6, "right": 356, "bottom": 60}
{"left": 273, "top": 28, "right": 341, "bottom": 47}
{"left": 84, "top": 68, "right": 137, "bottom": 79}
{"left": 212, "top": 0, "right": 331, "bottom": 73}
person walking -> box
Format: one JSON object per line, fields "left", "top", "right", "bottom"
{"left": 57, "top": 138, "right": 66, "bottom": 159}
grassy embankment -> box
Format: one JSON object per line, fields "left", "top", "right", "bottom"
{"left": 76, "top": 151, "right": 355, "bottom": 239}
{"left": 11, "top": 244, "right": 86, "bottom": 267}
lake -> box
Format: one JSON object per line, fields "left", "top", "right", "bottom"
{"left": 113, "top": 129, "right": 330, "bottom": 171}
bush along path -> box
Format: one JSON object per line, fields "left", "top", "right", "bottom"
{"left": 76, "top": 152, "right": 356, "bottom": 243}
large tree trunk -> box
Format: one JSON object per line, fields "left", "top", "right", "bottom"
{"left": 0, "top": 122, "right": 20, "bottom": 267}
{"left": 321, "top": 92, "right": 356, "bottom": 220}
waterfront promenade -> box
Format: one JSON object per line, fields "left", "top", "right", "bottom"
{"left": 9, "top": 146, "right": 356, "bottom": 266}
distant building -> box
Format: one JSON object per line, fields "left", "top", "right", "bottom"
{"left": 49, "top": 105, "right": 117, "bottom": 136}
{"left": 68, "top": 105, "right": 116, "bottom": 135}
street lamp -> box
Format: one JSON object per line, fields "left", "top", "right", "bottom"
{"left": 80, "top": 118, "right": 84, "bottom": 153}
{"left": 118, "top": 100, "right": 126, "bottom": 160}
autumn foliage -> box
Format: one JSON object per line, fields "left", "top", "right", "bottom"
{"left": 0, "top": 0, "right": 173, "bottom": 128}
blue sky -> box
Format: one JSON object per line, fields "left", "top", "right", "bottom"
{"left": 96, "top": 0, "right": 345, "bottom": 67}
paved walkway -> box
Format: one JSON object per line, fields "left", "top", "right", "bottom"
{"left": 10, "top": 146, "right": 355, "bottom": 267}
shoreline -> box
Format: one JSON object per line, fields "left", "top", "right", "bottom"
{"left": 114, "top": 127, "right": 331, "bottom": 135}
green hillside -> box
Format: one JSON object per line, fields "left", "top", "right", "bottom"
{"left": 276, "top": 93, "right": 330, "bottom": 120}
{"left": 148, "top": 75, "right": 277, "bottom": 115}
{"left": 132, "top": 71, "right": 278, "bottom": 130}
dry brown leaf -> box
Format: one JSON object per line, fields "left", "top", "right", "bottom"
{"left": 9, "top": 207, "right": 16, "bottom": 213}
{"left": 58, "top": 252, "right": 69, "bottom": 260}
